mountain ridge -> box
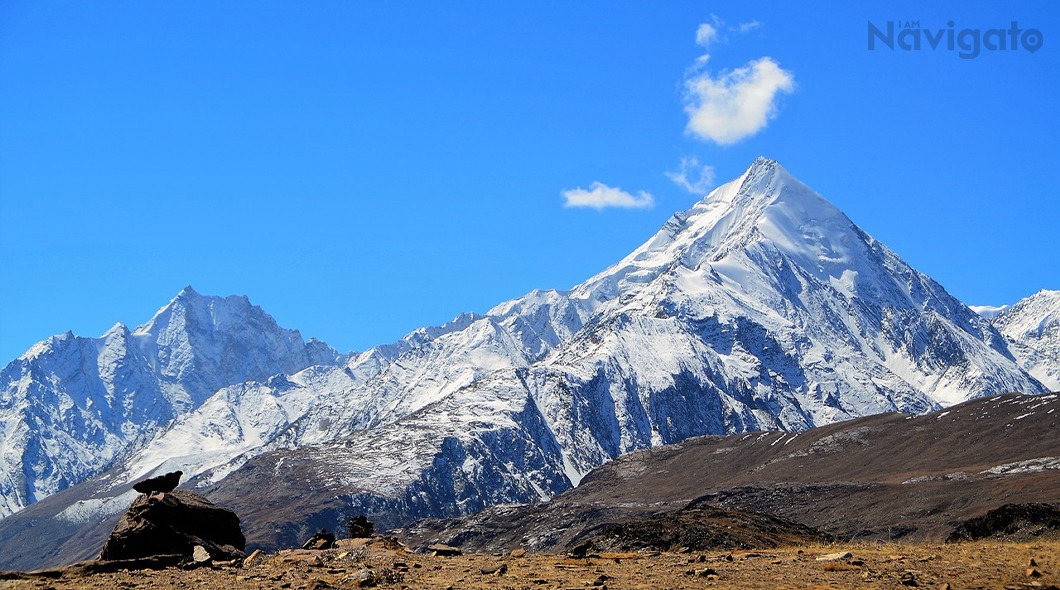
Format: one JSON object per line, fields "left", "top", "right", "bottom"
{"left": 0, "top": 286, "right": 345, "bottom": 516}
{"left": 0, "top": 158, "right": 1051, "bottom": 569}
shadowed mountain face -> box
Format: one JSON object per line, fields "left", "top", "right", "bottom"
{"left": 399, "top": 393, "right": 1060, "bottom": 553}
{"left": 0, "top": 159, "right": 1048, "bottom": 570}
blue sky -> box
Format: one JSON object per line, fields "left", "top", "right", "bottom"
{"left": 1, "top": 1, "right": 1058, "bottom": 361}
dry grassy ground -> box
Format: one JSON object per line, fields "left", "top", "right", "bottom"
{"left": 2, "top": 538, "right": 1058, "bottom": 590}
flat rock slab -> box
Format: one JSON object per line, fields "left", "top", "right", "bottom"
{"left": 816, "top": 551, "right": 854, "bottom": 562}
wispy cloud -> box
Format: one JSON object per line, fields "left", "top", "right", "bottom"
{"left": 666, "top": 156, "right": 716, "bottom": 194}
{"left": 737, "top": 20, "right": 762, "bottom": 34}
{"left": 562, "top": 182, "right": 654, "bottom": 210}
{"left": 682, "top": 18, "right": 794, "bottom": 145}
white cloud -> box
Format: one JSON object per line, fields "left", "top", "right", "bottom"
{"left": 683, "top": 57, "right": 794, "bottom": 145}
{"left": 562, "top": 182, "right": 654, "bottom": 210}
{"left": 695, "top": 22, "right": 718, "bottom": 48}
{"left": 666, "top": 156, "right": 716, "bottom": 195}
{"left": 737, "top": 20, "right": 762, "bottom": 33}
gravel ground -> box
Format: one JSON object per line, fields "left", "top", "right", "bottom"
{"left": 2, "top": 538, "right": 1058, "bottom": 589}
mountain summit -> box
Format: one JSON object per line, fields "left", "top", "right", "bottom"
{"left": 0, "top": 158, "right": 1048, "bottom": 568}
{"left": 0, "top": 288, "right": 342, "bottom": 516}
{"left": 993, "top": 289, "right": 1060, "bottom": 390}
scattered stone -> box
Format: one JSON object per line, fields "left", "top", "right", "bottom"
{"left": 510, "top": 548, "right": 527, "bottom": 558}
{"left": 132, "top": 470, "right": 183, "bottom": 495}
{"left": 306, "top": 579, "right": 334, "bottom": 590}
{"left": 352, "top": 569, "right": 377, "bottom": 588}
{"left": 481, "top": 563, "right": 508, "bottom": 575}
{"left": 900, "top": 571, "right": 919, "bottom": 587}
{"left": 568, "top": 541, "right": 594, "bottom": 558}
{"left": 817, "top": 551, "right": 853, "bottom": 562}
{"left": 347, "top": 515, "right": 375, "bottom": 539}
{"left": 1030, "top": 558, "right": 1039, "bottom": 567}
{"left": 427, "top": 544, "right": 462, "bottom": 557}
{"left": 98, "top": 489, "right": 246, "bottom": 564}
{"left": 303, "top": 529, "right": 336, "bottom": 550}
{"left": 191, "top": 545, "right": 211, "bottom": 564}
{"left": 1028, "top": 567, "right": 1043, "bottom": 578}
{"left": 687, "top": 567, "right": 719, "bottom": 578}
{"left": 242, "top": 546, "right": 263, "bottom": 567}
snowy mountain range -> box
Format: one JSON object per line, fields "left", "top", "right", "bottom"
{"left": 0, "top": 290, "right": 347, "bottom": 516}
{"left": 0, "top": 158, "right": 1053, "bottom": 568}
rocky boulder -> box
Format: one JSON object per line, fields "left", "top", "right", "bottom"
{"left": 98, "top": 489, "right": 246, "bottom": 562}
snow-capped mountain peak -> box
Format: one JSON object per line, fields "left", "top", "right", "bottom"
{"left": 0, "top": 287, "right": 344, "bottom": 517}
{"left": 997, "top": 289, "right": 1060, "bottom": 339}
{"left": 994, "top": 289, "right": 1060, "bottom": 390}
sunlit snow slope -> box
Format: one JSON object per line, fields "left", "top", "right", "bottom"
{"left": 993, "top": 289, "right": 1060, "bottom": 391}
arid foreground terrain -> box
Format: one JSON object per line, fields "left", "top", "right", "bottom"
{"left": 2, "top": 537, "right": 1058, "bottom": 590}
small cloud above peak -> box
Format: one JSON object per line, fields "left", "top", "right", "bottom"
{"left": 684, "top": 57, "right": 794, "bottom": 145}
{"left": 666, "top": 156, "right": 716, "bottom": 195}
{"left": 682, "top": 18, "right": 794, "bottom": 146}
{"left": 695, "top": 22, "right": 718, "bottom": 49}
{"left": 562, "top": 182, "right": 654, "bottom": 210}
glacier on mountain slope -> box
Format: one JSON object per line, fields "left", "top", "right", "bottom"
{"left": 992, "top": 289, "right": 1060, "bottom": 391}
{"left": 0, "top": 159, "right": 1049, "bottom": 558}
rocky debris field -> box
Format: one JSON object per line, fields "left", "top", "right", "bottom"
{"left": 2, "top": 537, "right": 1059, "bottom": 590}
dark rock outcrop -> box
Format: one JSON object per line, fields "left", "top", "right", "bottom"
{"left": 573, "top": 504, "right": 830, "bottom": 553}
{"left": 132, "top": 470, "right": 183, "bottom": 494}
{"left": 98, "top": 489, "right": 245, "bottom": 563}
{"left": 302, "top": 529, "right": 336, "bottom": 550}
{"left": 348, "top": 515, "right": 375, "bottom": 538}
{"left": 948, "top": 503, "right": 1060, "bottom": 542}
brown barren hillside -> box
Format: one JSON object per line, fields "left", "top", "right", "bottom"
{"left": 401, "top": 393, "right": 1060, "bottom": 553}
